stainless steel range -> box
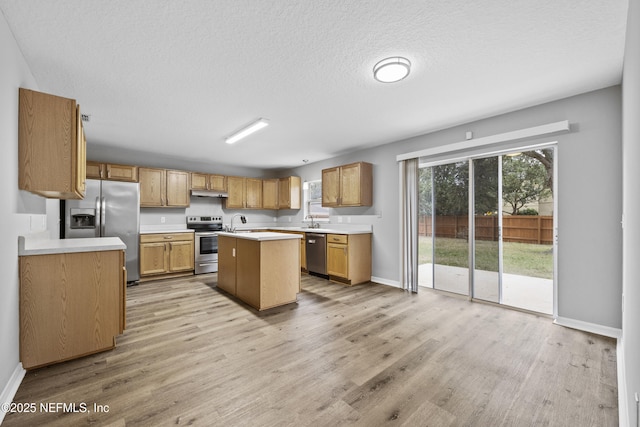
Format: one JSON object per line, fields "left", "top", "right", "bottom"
{"left": 187, "top": 216, "right": 223, "bottom": 274}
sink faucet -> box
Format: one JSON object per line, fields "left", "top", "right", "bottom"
{"left": 306, "top": 215, "right": 316, "bottom": 229}
{"left": 230, "top": 214, "right": 246, "bottom": 232}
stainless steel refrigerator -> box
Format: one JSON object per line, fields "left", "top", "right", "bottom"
{"left": 62, "top": 179, "right": 140, "bottom": 283}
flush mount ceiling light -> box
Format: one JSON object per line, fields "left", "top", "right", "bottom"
{"left": 225, "top": 118, "right": 269, "bottom": 144}
{"left": 373, "top": 56, "right": 411, "bottom": 83}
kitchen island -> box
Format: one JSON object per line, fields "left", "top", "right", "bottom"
{"left": 18, "top": 235, "right": 127, "bottom": 369}
{"left": 217, "top": 231, "right": 301, "bottom": 311}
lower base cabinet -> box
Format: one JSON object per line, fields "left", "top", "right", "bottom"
{"left": 326, "top": 233, "right": 372, "bottom": 285}
{"left": 19, "top": 250, "right": 126, "bottom": 370}
{"left": 139, "top": 232, "right": 194, "bottom": 281}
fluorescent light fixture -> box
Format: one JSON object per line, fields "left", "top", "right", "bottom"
{"left": 373, "top": 57, "right": 411, "bottom": 83}
{"left": 225, "top": 118, "right": 269, "bottom": 144}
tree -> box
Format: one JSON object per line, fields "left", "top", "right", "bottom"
{"left": 502, "top": 153, "right": 551, "bottom": 215}
{"left": 523, "top": 148, "right": 553, "bottom": 190}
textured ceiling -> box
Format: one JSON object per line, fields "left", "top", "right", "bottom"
{"left": 0, "top": 0, "right": 629, "bottom": 170}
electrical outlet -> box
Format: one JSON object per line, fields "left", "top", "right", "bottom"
{"left": 160, "top": 216, "right": 165, "bottom": 224}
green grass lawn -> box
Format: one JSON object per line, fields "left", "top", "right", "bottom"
{"left": 419, "top": 236, "right": 553, "bottom": 279}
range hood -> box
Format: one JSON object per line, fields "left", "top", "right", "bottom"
{"left": 190, "top": 190, "right": 228, "bottom": 198}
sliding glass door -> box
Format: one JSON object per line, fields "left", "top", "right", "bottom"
{"left": 472, "top": 156, "right": 500, "bottom": 303}
{"left": 417, "top": 146, "right": 555, "bottom": 315}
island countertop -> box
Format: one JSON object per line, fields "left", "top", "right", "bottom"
{"left": 19, "top": 236, "right": 126, "bottom": 256}
{"left": 216, "top": 231, "right": 302, "bottom": 241}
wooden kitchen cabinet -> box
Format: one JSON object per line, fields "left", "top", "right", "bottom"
{"left": 191, "top": 172, "right": 227, "bottom": 192}
{"left": 139, "top": 167, "right": 190, "bottom": 207}
{"left": 218, "top": 234, "right": 300, "bottom": 310}
{"left": 322, "top": 162, "right": 372, "bottom": 207}
{"left": 262, "top": 179, "right": 279, "bottom": 209}
{"left": 278, "top": 176, "right": 301, "bottom": 209}
{"left": 139, "top": 232, "right": 194, "bottom": 280}
{"left": 18, "top": 88, "right": 86, "bottom": 199}
{"left": 86, "top": 161, "right": 138, "bottom": 182}
{"left": 246, "top": 178, "right": 263, "bottom": 208}
{"left": 226, "top": 176, "right": 263, "bottom": 209}
{"left": 226, "top": 176, "right": 245, "bottom": 209}
{"left": 326, "top": 233, "right": 372, "bottom": 285}
{"left": 19, "top": 250, "right": 125, "bottom": 369}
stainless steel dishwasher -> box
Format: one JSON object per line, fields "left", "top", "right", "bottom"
{"left": 306, "top": 233, "right": 327, "bottom": 277}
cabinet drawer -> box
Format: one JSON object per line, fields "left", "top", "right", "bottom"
{"left": 140, "top": 232, "right": 194, "bottom": 243}
{"left": 327, "top": 234, "right": 348, "bottom": 244}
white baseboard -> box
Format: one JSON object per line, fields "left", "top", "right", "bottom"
{"left": 553, "top": 316, "right": 622, "bottom": 339}
{"left": 0, "top": 363, "right": 26, "bottom": 425}
{"left": 617, "top": 337, "right": 630, "bottom": 427}
{"left": 371, "top": 276, "right": 401, "bottom": 288}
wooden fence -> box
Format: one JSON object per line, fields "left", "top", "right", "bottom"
{"left": 419, "top": 215, "right": 553, "bottom": 244}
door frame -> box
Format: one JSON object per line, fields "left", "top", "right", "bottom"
{"left": 419, "top": 141, "right": 558, "bottom": 318}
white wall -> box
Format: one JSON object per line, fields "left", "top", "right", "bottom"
{"left": 622, "top": 0, "right": 640, "bottom": 424}
{"left": 0, "top": 9, "right": 42, "bottom": 414}
{"left": 283, "top": 86, "right": 623, "bottom": 330}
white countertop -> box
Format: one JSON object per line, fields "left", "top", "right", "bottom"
{"left": 217, "top": 231, "right": 303, "bottom": 241}
{"left": 139, "top": 226, "right": 193, "bottom": 234}
{"left": 18, "top": 236, "right": 126, "bottom": 256}
{"left": 233, "top": 226, "right": 372, "bottom": 235}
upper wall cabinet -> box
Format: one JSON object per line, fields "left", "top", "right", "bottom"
{"left": 278, "top": 176, "right": 301, "bottom": 209}
{"left": 86, "top": 161, "right": 138, "bottom": 182}
{"left": 322, "top": 162, "right": 372, "bottom": 207}
{"left": 191, "top": 172, "right": 226, "bottom": 192}
{"left": 19, "top": 88, "right": 86, "bottom": 199}
{"left": 226, "top": 176, "right": 263, "bottom": 209}
{"left": 139, "top": 167, "right": 190, "bottom": 207}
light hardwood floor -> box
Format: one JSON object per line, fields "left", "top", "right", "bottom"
{"left": 4, "top": 273, "right": 618, "bottom": 426}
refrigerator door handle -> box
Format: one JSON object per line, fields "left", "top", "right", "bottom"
{"left": 95, "top": 196, "right": 101, "bottom": 238}
{"left": 101, "top": 196, "right": 106, "bottom": 237}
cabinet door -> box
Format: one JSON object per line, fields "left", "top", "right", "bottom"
{"left": 19, "top": 88, "right": 85, "bottom": 199}
{"left": 168, "top": 240, "right": 194, "bottom": 272}
{"left": 262, "top": 179, "right": 279, "bottom": 209}
{"left": 86, "top": 161, "right": 105, "bottom": 179}
{"left": 245, "top": 178, "right": 263, "bottom": 209}
{"left": 166, "top": 170, "right": 190, "bottom": 207}
{"left": 322, "top": 167, "right": 340, "bottom": 207}
{"left": 279, "top": 176, "right": 301, "bottom": 209}
{"left": 217, "top": 236, "right": 237, "bottom": 295}
{"left": 191, "top": 172, "right": 208, "bottom": 190}
{"left": 327, "top": 243, "right": 348, "bottom": 278}
{"left": 226, "top": 177, "right": 245, "bottom": 209}
{"left": 340, "top": 162, "right": 373, "bottom": 206}
{"left": 107, "top": 164, "right": 138, "bottom": 182}
{"left": 339, "top": 163, "right": 362, "bottom": 206}
{"left": 140, "top": 242, "right": 169, "bottom": 275}
{"left": 210, "top": 174, "right": 227, "bottom": 191}
{"left": 139, "top": 168, "right": 166, "bottom": 207}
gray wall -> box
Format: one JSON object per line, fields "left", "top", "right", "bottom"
{"left": 284, "top": 86, "right": 623, "bottom": 330}
{"left": 0, "top": 11, "right": 40, "bottom": 405}
{"left": 622, "top": 0, "right": 640, "bottom": 423}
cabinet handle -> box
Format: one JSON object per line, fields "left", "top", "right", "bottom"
{"left": 333, "top": 237, "right": 340, "bottom": 241}
{"left": 107, "top": 168, "right": 111, "bottom": 179}
{"left": 164, "top": 236, "right": 174, "bottom": 239}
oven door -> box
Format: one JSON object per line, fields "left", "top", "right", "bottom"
{"left": 194, "top": 232, "right": 218, "bottom": 274}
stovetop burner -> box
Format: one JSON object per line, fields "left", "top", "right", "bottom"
{"left": 187, "top": 216, "right": 223, "bottom": 231}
